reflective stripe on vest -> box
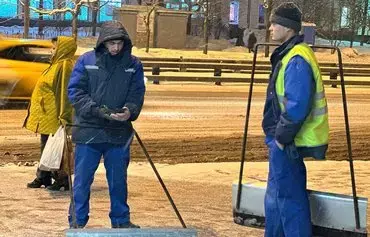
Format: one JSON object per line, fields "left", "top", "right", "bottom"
{"left": 275, "top": 43, "right": 329, "bottom": 147}
{"left": 277, "top": 91, "right": 328, "bottom": 116}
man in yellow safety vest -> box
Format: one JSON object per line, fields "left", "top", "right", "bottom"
{"left": 262, "top": 2, "right": 329, "bottom": 237}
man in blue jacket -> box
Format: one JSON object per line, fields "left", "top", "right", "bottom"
{"left": 262, "top": 2, "right": 329, "bottom": 237}
{"left": 67, "top": 21, "right": 145, "bottom": 228}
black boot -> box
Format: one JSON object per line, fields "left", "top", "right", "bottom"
{"left": 46, "top": 181, "right": 69, "bottom": 191}
{"left": 112, "top": 222, "right": 140, "bottom": 229}
{"left": 27, "top": 178, "right": 52, "bottom": 188}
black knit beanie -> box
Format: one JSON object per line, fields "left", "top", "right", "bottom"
{"left": 270, "top": 2, "right": 302, "bottom": 32}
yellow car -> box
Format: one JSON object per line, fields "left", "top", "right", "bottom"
{"left": 0, "top": 38, "right": 53, "bottom": 106}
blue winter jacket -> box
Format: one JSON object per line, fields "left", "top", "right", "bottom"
{"left": 262, "top": 35, "right": 327, "bottom": 159}
{"left": 68, "top": 23, "right": 145, "bottom": 145}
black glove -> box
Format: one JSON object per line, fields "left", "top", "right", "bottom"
{"left": 92, "top": 105, "right": 113, "bottom": 120}
{"left": 94, "top": 105, "right": 126, "bottom": 121}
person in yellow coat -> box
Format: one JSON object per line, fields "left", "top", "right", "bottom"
{"left": 24, "top": 36, "right": 77, "bottom": 191}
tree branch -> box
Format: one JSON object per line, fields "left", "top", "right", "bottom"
{"left": 18, "top": 0, "right": 98, "bottom": 15}
{"left": 0, "top": 13, "right": 24, "bottom": 24}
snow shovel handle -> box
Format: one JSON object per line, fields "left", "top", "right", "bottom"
{"left": 134, "top": 131, "right": 187, "bottom": 228}
{"left": 63, "top": 128, "right": 78, "bottom": 229}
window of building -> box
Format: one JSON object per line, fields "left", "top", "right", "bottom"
{"left": 30, "top": 0, "right": 54, "bottom": 19}
{"left": 0, "top": 0, "right": 18, "bottom": 18}
{"left": 165, "top": 0, "right": 198, "bottom": 11}
{"left": 100, "top": 0, "right": 121, "bottom": 21}
{"left": 229, "top": 0, "right": 239, "bottom": 25}
{"left": 340, "top": 7, "right": 349, "bottom": 28}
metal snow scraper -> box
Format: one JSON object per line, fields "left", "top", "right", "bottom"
{"left": 232, "top": 43, "right": 368, "bottom": 237}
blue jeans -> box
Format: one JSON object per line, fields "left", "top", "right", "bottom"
{"left": 68, "top": 143, "right": 130, "bottom": 227}
{"left": 264, "top": 139, "right": 312, "bottom": 237}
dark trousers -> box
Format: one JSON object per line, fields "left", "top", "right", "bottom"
{"left": 36, "top": 134, "right": 68, "bottom": 184}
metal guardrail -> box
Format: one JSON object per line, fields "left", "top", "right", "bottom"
{"left": 141, "top": 61, "right": 370, "bottom": 76}
{"left": 141, "top": 58, "right": 370, "bottom": 85}
{"left": 144, "top": 75, "right": 370, "bottom": 86}
{"left": 139, "top": 56, "right": 370, "bottom": 68}
{"left": 2, "top": 57, "right": 370, "bottom": 105}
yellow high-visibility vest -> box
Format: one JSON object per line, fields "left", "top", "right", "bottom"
{"left": 275, "top": 43, "right": 329, "bottom": 147}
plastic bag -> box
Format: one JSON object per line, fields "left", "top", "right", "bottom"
{"left": 39, "top": 126, "right": 65, "bottom": 171}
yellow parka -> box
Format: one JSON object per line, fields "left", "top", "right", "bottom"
{"left": 24, "top": 36, "right": 77, "bottom": 135}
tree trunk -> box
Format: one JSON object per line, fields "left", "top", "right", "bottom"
{"left": 203, "top": 0, "right": 209, "bottom": 54}
{"left": 213, "top": 1, "right": 222, "bottom": 40}
{"left": 137, "top": 0, "right": 142, "bottom": 5}
{"left": 145, "top": 13, "right": 151, "bottom": 52}
{"left": 350, "top": 16, "right": 355, "bottom": 48}
{"left": 360, "top": 0, "right": 369, "bottom": 46}
{"left": 214, "top": 19, "right": 221, "bottom": 40}
{"left": 72, "top": 1, "right": 81, "bottom": 40}
{"left": 329, "top": 0, "right": 335, "bottom": 44}
{"left": 301, "top": 0, "right": 306, "bottom": 21}
{"left": 146, "top": 28, "right": 151, "bottom": 53}
{"left": 144, "top": 6, "right": 157, "bottom": 53}
{"left": 186, "top": 14, "right": 192, "bottom": 35}
{"left": 349, "top": 1, "right": 356, "bottom": 48}
{"left": 72, "top": 13, "right": 78, "bottom": 40}
{"left": 157, "top": 0, "right": 165, "bottom": 7}
{"left": 23, "top": 0, "right": 30, "bottom": 38}
{"left": 247, "top": 0, "right": 251, "bottom": 28}
{"left": 38, "top": 0, "right": 44, "bottom": 38}
{"left": 264, "top": 0, "right": 273, "bottom": 57}
{"left": 186, "top": 2, "right": 192, "bottom": 35}
{"left": 337, "top": 0, "right": 344, "bottom": 47}
{"left": 92, "top": 0, "right": 99, "bottom": 36}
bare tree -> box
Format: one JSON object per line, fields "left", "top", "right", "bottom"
{"left": 203, "top": 0, "right": 209, "bottom": 54}
{"left": 23, "top": 0, "right": 30, "bottom": 38}
{"left": 38, "top": 0, "right": 44, "bottom": 37}
{"left": 142, "top": 0, "right": 159, "bottom": 52}
{"left": 302, "top": 0, "right": 338, "bottom": 45}
{"left": 183, "top": 0, "right": 193, "bottom": 35}
{"left": 177, "top": 0, "right": 214, "bottom": 54}
{"left": 263, "top": 0, "right": 273, "bottom": 57}
{"left": 181, "top": 0, "right": 225, "bottom": 38}
{"left": 360, "top": 0, "right": 369, "bottom": 46}
{"left": 301, "top": 0, "right": 367, "bottom": 47}
{"left": 157, "top": 0, "right": 164, "bottom": 7}
{"left": 91, "top": 0, "right": 113, "bottom": 36}
{"left": 181, "top": 0, "right": 211, "bottom": 53}
{"left": 344, "top": 0, "right": 365, "bottom": 47}
{"left": 72, "top": 0, "right": 82, "bottom": 39}
{"left": 91, "top": 0, "right": 99, "bottom": 36}
{"left": 19, "top": 0, "right": 98, "bottom": 39}
{"left": 210, "top": 0, "right": 223, "bottom": 40}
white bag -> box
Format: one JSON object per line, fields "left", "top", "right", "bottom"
{"left": 39, "top": 126, "right": 65, "bottom": 171}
